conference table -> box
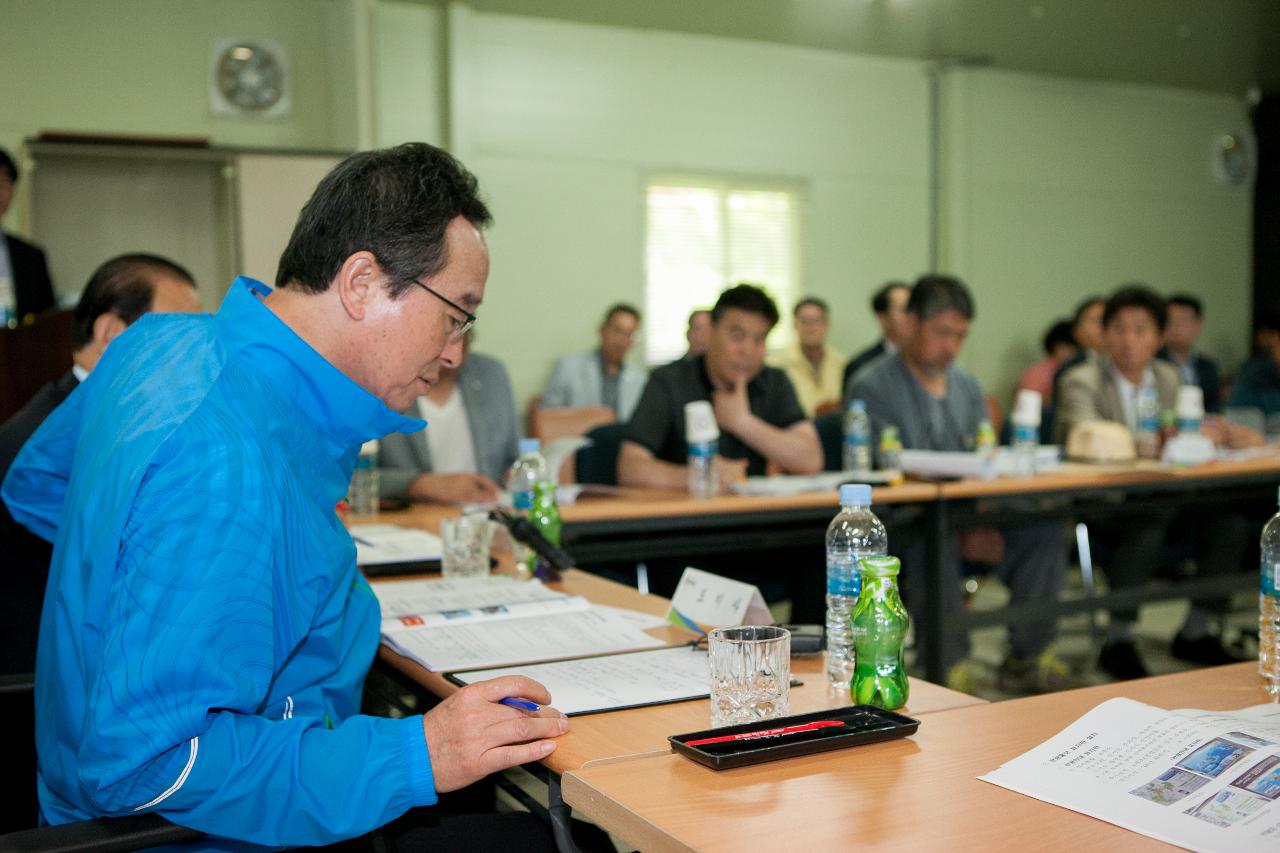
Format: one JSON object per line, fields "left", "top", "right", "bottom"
{"left": 559, "top": 663, "right": 1273, "bottom": 852}
{"left": 362, "top": 451, "right": 1280, "bottom": 681}
{"left": 370, "top": 568, "right": 983, "bottom": 853}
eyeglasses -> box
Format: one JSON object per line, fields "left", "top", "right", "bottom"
{"left": 413, "top": 280, "right": 477, "bottom": 342}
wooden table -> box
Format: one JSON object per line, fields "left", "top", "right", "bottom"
{"left": 374, "top": 569, "right": 982, "bottom": 776}
{"left": 561, "top": 664, "right": 1273, "bottom": 853}
{"left": 361, "top": 453, "right": 1280, "bottom": 682}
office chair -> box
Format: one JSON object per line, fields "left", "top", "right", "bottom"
{"left": 812, "top": 412, "right": 844, "bottom": 472}
{"left": 575, "top": 422, "right": 628, "bottom": 485}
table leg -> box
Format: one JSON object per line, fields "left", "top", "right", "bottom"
{"left": 921, "top": 497, "right": 948, "bottom": 683}
{"left": 547, "top": 774, "right": 583, "bottom": 853}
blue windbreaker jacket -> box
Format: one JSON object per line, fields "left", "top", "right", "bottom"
{"left": 2, "top": 277, "right": 435, "bottom": 848}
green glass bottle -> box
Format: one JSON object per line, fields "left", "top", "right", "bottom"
{"left": 850, "top": 555, "right": 910, "bottom": 710}
{"left": 528, "top": 480, "right": 562, "bottom": 580}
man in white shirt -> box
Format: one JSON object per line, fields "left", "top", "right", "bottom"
{"left": 378, "top": 333, "right": 519, "bottom": 504}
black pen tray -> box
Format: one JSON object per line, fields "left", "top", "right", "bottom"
{"left": 669, "top": 705, "right": 919, "bottom": 770}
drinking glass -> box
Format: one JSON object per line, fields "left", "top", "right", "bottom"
{"left": 440, "top": 513, "right": 495, "bottom": 578}
{"left": 709, "top": 625, "right": 790, "bottom": 727}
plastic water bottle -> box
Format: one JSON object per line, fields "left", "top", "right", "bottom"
{"left": 687, "top": 438, "right": 719, "bottom": 499}
{"left": 1261, "top": 487, "right": 1280, "bottom": 697}
{"left": 1136, "top": 386, "right": 1160, "bottom": 459}
{"left": 0, "top": 269, "right": 15, "bottom": 329}
{"left": 1177, "top": 385, "right": 1204, "bottom": 435}
{"left": 509, "top": 438, "right": 548, "bottom": 515}
{"left": 1011, "top": 389, "right": 1041, "bottom": 476}
{"left": 843, "top": 399, "right": 872, "bottom": 472}
{"left": 825, "top": 483, "right": 888, "bottom": 686}
{"left": 348, "top": 439, "right": 379, "bottom": 515}
{"left": 509, "top": 438, "right": 548, "bottom": 573}
{"left": 685, "top": 400, "right": 720, "bottom": 498}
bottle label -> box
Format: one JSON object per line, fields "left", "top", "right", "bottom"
{"left": 826, "top": 554, "right": 862, "bottom": 597}
{"left": 688, "top": 440, "right": 717, "bottom": 460}
{"left": 1138, "top": 417, "right": 1158, "bottom": 434}
{"left": 845, "top": 434, "right": 869, "bottom": 448}
{"left": 513, "top": 490, "right": 533, "bottom": 511}
{"left": 1013, "top": 424, "right": 1038, "bottom": 444}
{"left": 1264, "top": 560, "right": 1280, "bottom": 597}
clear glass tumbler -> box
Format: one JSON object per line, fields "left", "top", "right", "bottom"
{"left": 440, "top": 513, "right": 495, "bottom": 578}
{"left": 709, "top": 625, "right": 790, "bottom": 727}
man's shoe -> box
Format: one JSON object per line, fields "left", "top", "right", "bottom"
{"left": 1097, "top": 640, "right": 1149, "bottom": 681}
{"left": 998, "top": 651, "right": 1078, "bottom": 694}
{"left": 1170, "top": 633, "right": 1246, "bottom": 666}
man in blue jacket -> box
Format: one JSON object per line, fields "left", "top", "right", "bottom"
{"left": 2, "top": 143, "right": 567, "bottom": 848}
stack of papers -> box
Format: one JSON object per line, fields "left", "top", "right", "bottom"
{"left": 375, "top": 576, "right": 669, "bottom": 672}
{"left": 450, "top": 645, "right": 712, "bottom": 716}
{"left": 351, "top": 524, "right": 442, "bottom": 572}
{"left": 981, "top": 698, "right": 1280, "bottom": 850}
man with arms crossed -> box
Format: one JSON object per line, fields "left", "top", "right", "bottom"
{"left": 2, "top": 144, "right": 566, "bottom": 848}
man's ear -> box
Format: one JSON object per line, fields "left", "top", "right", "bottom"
{"left": 93, "top": 312, "right": 128, "bottom": 348}
{"left": 334, "top": 252, "right": 384, "bottom": 321}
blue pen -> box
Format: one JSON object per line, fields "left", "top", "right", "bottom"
{"left": 499, "top": 697, "right": 540, "bottom": 712}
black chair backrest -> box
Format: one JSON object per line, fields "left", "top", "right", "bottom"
{"left": 813, "top": 412, "right": 844, "bottom": 472}
{"left": 576, "top": 423, "right": 628, "bottom": 485}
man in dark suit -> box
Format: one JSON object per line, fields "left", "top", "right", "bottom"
{"left": 841, "top": 280, "right": 909, "bottom": 393}
{"left": 0, "top": 147, "right": 56, "bottom": 327}
{"left": 0, "top": 253, "right": 201, "bottom": 675}
{"left": 1158, "top": 293, "right": 1222, "bottom": 413}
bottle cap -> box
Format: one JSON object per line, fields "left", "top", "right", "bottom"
{"left": 840, "top": 483, "right": 872, "bottom": 506}
{"left": 1012, "top": 389, "right": 1042, "bottom": 426}
{"left": 684, "top": 400, "right": 720, "bottom": 443}
{"left": 1176, "top": 385, "right": 1204, "bottom": 420}
{"left": 849, "top": 398, "right": 866, "bottom": 413}
{"left": 518, "top": 438, "right": 541, "bottom": 455}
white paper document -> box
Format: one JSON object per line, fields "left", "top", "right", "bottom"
{"left": 381, "top": 605, "right": 668, "bottom": 672}
{"left": 381, "top": 595, "right": 591, "bottom": 634}
{"left": 374, "top": 576, "right": 566, "bottom": 620}
{"left": 351, "top": 524, "right": 442, "bottom": 566}
{"left": 980, "top": 698, "right": 1280, "bottom": 851}
{"left": 451, "top": 645, "right": 711, "bottom": 715}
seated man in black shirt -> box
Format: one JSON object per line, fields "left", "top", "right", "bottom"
{"left": 619, "top": 283, "right": 822, "bottom": 488}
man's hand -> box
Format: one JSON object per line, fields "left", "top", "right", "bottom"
{"left": 1202, "top": 416, "right": 1265, "bottom": 450}
{"left": 716, "top": 455, "right": 749, "bottom": 488}
{"left": 712, "top": 374, "right": 753, "bottom": 435}
{"left": 422, "top": 675, "right": 568, "bottom": 793}
{"left": 407, "top": 472, "right": 502, "bottom": 504}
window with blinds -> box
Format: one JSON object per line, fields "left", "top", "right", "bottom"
{"left": 644, "top": 180, "right": 800, "bottom": 365}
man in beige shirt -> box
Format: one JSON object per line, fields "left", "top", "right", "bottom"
{"left": 772, "top": 296, "right": 846, "bottom": 417}
{"left": 1055, "top": 285, "right": 1249, "bottom": 681}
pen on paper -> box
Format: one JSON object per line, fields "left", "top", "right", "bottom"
{"left": 499, "top": 697, "right": 541, "bottom": 712}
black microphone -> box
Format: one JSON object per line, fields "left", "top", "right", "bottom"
{"left": 488, "top": 508, "right": 575, "bottom": 581}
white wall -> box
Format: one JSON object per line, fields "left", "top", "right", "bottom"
{"left": 450, "top": 10, "right": 931, "bottom": 411}
{"left": 0, "top": 0, "right": 1255, "bottom": 416}
{"left": 942, "top": 69, "right": 1253, "bottom": 405}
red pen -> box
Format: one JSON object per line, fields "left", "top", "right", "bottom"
{"left": 685, "top": 720, "right": 846, "bottom": 747}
